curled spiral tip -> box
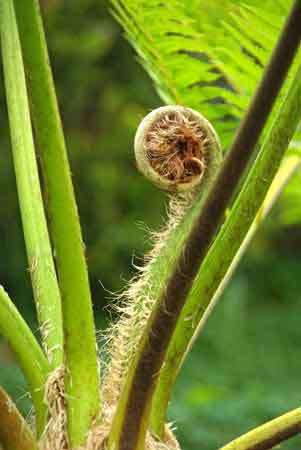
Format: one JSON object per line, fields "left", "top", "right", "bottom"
{"left": 134, "top": 105, "right": 221, "bottom": 192}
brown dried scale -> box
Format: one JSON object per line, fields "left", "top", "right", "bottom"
{"left": 134, "top": 105, "right": 221, "bottom": 192}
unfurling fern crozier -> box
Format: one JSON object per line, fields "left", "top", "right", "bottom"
{"left": 134, "top": 105, "right": 221, "bottom": 193}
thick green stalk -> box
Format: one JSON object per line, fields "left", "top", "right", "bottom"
{"left": 151, "top": 62, "right": 301, "bottom": 436}
{"left": 219, "top": 408, "right": 301, "bottom": 450}
{"left": 0, "top": 0, "right": 63, "bottom": 369}
{"left": 0, "top": 286, "right": 49, "bottom": 434}
{"left": 0, "top": 386, "right": 39, "bottom": 450}
{"left": 13, "top": 0, "right": 100, "bottom": 445}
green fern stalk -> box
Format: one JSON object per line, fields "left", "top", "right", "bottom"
{"left": 0, "top": 286, "right": 49, "bottom": 434}
{"left": 13, "top": 0, "right": 101, "bottom": 445}
{"left": 220, "top": 408, "right": 301, "bottom": 450}
{"left": 0, "top": 0, "right": 63, "bottom": 370}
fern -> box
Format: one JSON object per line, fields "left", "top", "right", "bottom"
{"left": 110, "top": 0, "right": 299, "bottom": 147}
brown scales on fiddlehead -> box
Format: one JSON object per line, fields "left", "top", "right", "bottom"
{"left": 135, "top": 106, "right": 216, "bottom": 192}
{"left": 145, "top": 111, "right": 207, "bottom": 184}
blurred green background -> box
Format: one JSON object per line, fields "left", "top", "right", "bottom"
{"left": 0, "top": 1, "right": 301, "bottom": 449}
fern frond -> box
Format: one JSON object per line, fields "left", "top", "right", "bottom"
{"left": 110, "top": 0, "right": 296, "bottom": 147}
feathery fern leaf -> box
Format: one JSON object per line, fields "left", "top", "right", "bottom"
{"left": 111, "top": 0, "right": 298, "bottom": 148}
